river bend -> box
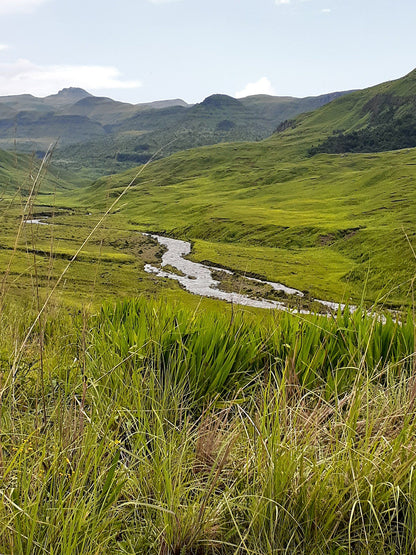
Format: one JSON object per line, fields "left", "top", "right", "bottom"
{"left": 144, "top": 234, "right": 351, "bottom": 314}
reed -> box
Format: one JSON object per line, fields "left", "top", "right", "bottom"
{"left": 0, "top": 296, "right": 416, "bottom": 553}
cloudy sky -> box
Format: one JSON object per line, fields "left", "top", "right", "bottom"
{"left": 0, "top": 0, "right": 415, "bottom": 103}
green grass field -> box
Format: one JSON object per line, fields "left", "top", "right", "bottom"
{"left": 64, "top": 72, "right": 416, "bottom": 308}
{"left": 1, "top": 72, "right": 416, "bottom": 553}
{"left": 67, "top": 138, "right": 416, "bottom": 308}
{"left": 1, "top": 297, "right": 416, "bottom": 553}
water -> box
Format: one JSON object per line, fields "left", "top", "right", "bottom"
{"left": 144, "top": 234, "right": 350, "bottom": 314}
{"left": 24, "top": 219, "right": 48, "bottom": 225}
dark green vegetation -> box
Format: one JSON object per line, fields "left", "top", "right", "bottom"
{"left": 1, "top": 297, "right": 416, "bottom": 553}
{"left": 0, "top": 86, "right": 350, "bottom": 177}
{"left": 306, "top": 69, "right": 416, "bottom": 154}
{"left": 309, "top": 112, "right": 416, "bottom": 155}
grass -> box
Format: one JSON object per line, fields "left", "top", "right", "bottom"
{"left": 2, "top": 74, "right": 416, "bottom": 309}
{"left": 1, "top": 70, "right": 416, "bottom": 555}
{"left": 1, "top": 297, "right": 416, "bottom": 553}
{"left": 1, "top": 69, "right": 416, "bottom": 312}
{"left": 0, "top": 112, "right": 416, "bottom": 552}
{"left": 64, "top": 141, "right": 416, "bottom": 307}
{"left": 49, "top": 69, "right": 414, "bottom": 308}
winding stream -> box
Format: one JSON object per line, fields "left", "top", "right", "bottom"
{"left": 144, "top": 234, "right": 352, "bottom": 314}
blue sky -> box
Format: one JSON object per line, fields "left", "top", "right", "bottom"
{"left": 0, "top": 0, "right": 415, "bottom": 103}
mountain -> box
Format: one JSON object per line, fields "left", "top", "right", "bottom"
{"left": 44, "top": 87, "right": 93, "bottom": 107}
{"left": 0, "top": 89, "right": 190, "bottom": 161}
{"left": 239, "top": 91, "right": 351, "bottom": 122}
{"left": 81, "top": 68, "right": 416, "bottom": 306}
{"left": 0, "top": 87, "right": 351, "bottom": 177}
{"left": 57, "top": 94, "right": 190, "bottom": 125}
{"left": 54, "top": 89, "right": 351, "bottom": 176}
{"left": 0, "top": 94, "right": 51, "bottom": 115}
{"left": 0, "top": 87, "right": 92, "bottom": 114}
{"left": 272, "top": 68, "right": 416, "bottom": 156}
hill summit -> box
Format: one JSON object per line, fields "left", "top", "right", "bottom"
{"left": 199, "top": 94, "right": 244, "bottom": 109}
{"left": 45, "top": 87, "right": 92, "bottom": 106}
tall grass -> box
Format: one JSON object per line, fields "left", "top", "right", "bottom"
{"left": 92, "top": 299, "right": 415, "bottom": 401}
{"left": 1, "top": 297, "right": 416, "bottom": 553}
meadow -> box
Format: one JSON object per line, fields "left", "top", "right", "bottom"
{"left": 4, "top": 138, "right": 413, "bottom": 311}
{"left": 1, "top": 72, "right": 416, "bottom": 553}
{"left": 76, "top": 138, "right": 416, "bottom": 308}
{"left": 1, "top": 165, "right": 416, "bottom": 552}
{"left": 3, "top": 71, "right": 416, "bottom": 310}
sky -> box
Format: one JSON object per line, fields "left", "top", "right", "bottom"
{"left": 0, "top": 0, "right": 415, "bottom": 104}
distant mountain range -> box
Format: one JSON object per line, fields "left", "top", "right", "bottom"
{"left": 0, "top": 86, "right": 352, "bottom": 176}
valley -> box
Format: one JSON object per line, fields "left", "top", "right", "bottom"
{"left": 1, "top": 66, "right": 416, "bottom": 554}
{"left": 3, "top": 71, "right": 416, "bottom": 314}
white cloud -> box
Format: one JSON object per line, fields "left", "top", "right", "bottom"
{"left": 275, "top": 0, "right": 291, "bottom": 4}
{"left": 322, "top": 8, "right": 331, "bottom": 12}
{"left": 0, "top": 0, "right": 51, "bottom": 15}
{"left": 0, "top": 44, "right": 9, "bottom": 51}
{"left": 0, "top": 59, "right": 142, "bottom": 96}
{"left": 235, "top": 77, "right": 276, "bottom": 98}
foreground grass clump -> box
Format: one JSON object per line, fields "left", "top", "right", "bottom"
{"left": 1, "top": 297, "right": 416, "bottom": 553}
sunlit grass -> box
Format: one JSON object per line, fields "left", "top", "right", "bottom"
{"left": 1, "top": 297, "right": 416, "bottom": 553}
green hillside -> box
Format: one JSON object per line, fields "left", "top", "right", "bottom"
{"left": 285, "top": 68, "right": 416, "bottom": 155}
{"left": 72, "top": 70, "right": 416, "bottom": 307}
{"left": 0, "top": 149, "right": 80, "bottom": 196}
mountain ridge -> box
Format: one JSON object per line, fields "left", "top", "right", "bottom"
{"left": 270, "top": 67, "right": 416, "bottom": 156}
{"left": 53, "top": 89, "right": 352, "bottom": 175}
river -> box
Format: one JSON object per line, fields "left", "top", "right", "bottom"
{"left": 144, "top": 234, "right": 351, "bottom": 314}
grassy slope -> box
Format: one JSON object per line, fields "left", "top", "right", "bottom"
{"left": 75, "top": 137, "right": 415, "bottom": 306}
{"left": 293, "top": 68, "right": 416, "bottom": 153}
{"left": 0, "top": 150, "right": 154, "bottom": 309}
{"left": 0, "top": 149, "right": 84, "bottom": 194}
{"left": 0, "top": 167, "right": 229, "bottom": 311}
